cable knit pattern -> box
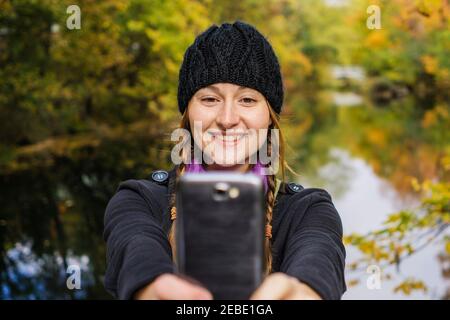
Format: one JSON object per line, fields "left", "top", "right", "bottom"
{"left": 177, "top": 21, "right": 284, "bottom": 114}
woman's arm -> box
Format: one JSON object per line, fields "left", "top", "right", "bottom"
{"left": 252, "top": 189, "right": 346, "bottom": 300}
{"left": 280, "top": 189, "right": 347, "bottom": 299}
{"left": 103, "top": 181, "right": 175, "bottom": 299}
{"left": 104, "top": 180, "right": 213, "bottom": 300}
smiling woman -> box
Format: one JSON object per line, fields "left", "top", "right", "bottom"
{"left": 103, "top": 20, "right": 346, "bottom": 300}
{"left": 188, "top": 83, "right": 271, "bottom": 170}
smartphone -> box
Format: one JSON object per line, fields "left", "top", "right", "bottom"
{"left": 175, "top": 172, "right": 266, "bottom": 300}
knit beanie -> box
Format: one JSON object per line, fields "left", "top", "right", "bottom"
{"left": 177, "top": 21, "right": 284, "bottom": 115}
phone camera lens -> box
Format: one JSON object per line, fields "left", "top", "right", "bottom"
{"left": 213, "top": 182, "right": 229, "bottom": 201}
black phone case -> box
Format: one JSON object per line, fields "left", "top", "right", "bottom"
{"left": 175, "top": 172, "right": 265, "bottom": 300}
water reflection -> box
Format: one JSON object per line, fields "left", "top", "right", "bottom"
{"left": 299, "top": 148, "right": 448, "bottom": 299}
{"left": 2, "top": 241, "right": 92, "bottom": 299}
{"left": 0, "top": 131, "right": 171, "bottom": 299}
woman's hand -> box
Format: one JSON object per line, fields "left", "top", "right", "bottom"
{"left": 134, "top": 273, "right": 213, "bottom": 300}
{"left": 250, "top": 272, "right": 322, "bottom": 300}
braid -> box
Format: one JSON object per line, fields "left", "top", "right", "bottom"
{"left": 264, "top": 174, "right": 276, "bottom": 275}
{"left": 168, "top": 157, "right": 186, "bottom": 264}
{"left": 264, "top": 131, "right": 276, "bottom": 276}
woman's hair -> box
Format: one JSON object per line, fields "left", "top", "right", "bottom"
{"left": 167, "top": 99, "right": 289, "bottom": 277}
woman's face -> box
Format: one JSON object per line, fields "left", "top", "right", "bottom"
{"left": 188, "top": 83, "right": 271, "bottom": 171}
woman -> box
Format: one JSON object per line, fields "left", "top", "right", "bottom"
{"left": 103, "top": 21, "right": 346, "bottom": 300}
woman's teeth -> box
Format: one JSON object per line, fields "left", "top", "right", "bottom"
{"left": 208, "top": 132, "right": 247, "bottom": 145}
{"left": 217, "top": 135, "right": 243, "bottom": 142}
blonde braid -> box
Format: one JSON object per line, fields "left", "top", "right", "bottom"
{"left": 168, "top": 140, "right": 188, "bottom": 263}
{"left": 263, "top": 131, "right": 276, "bottom": 276}
{"left": 168, "top": 165, "right": 184, "bottom": 261}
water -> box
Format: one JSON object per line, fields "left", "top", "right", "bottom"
{"left": 299, "top": 148, "right": 449, "bottom": 299}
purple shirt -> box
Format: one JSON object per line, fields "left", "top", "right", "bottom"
{"left": 185, "top": 161, "right": 269, "bottom": 193}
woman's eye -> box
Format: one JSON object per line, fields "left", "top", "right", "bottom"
{"left": 240, "top": 97, "right": 256, "bottom": 104}
{"left": 201, "top": 97, "right": 219, "bottom": 104}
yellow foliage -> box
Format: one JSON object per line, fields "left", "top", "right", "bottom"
{"left": 410, "top": 177, "right": 421, "bottom": 192}
{"left": 347, "top": 279, "right": 360, "bottom": 287}
{"left": 364, "top": 30, "right": 388, "bottom": 48}
{"left": 442, "top": 154, "right": 450, "bottom": 170}
{"left": 421, "top": 109, "right": 438, "bottom": 128}
{"left": 394, "top": 278, "right": 427, "bottom": 295}
{"left": 293, "top": 52, "right": 313, "bottom": 77}
{"left": 437, "top": 68, "right": 450, "bottom": 87}
{"left": 422, "top": 104, "right": 449, "bottom": 128}
{"left": 420, "top": 55, "right": 439, "bottom": 74}
{"left": 366, "top": 128, "right": 386, "bottom": 147}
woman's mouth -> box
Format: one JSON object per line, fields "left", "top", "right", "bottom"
{"left": 207, "top": 131, "right": 248, "bottom": 147}
{"left": 216, "top": 134, "right": 244, "bottom": 146}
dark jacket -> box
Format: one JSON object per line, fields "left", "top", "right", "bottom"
{"left": 103, "top": 168, "right": 347, "bottom": 300}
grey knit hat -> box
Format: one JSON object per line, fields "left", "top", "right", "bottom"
{"left": 177, "top": 21, "right": 284, "bottom": 114}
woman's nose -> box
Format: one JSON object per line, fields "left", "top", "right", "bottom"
{"left": 215, "top": 100, "right": 240, "bottom": 129}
